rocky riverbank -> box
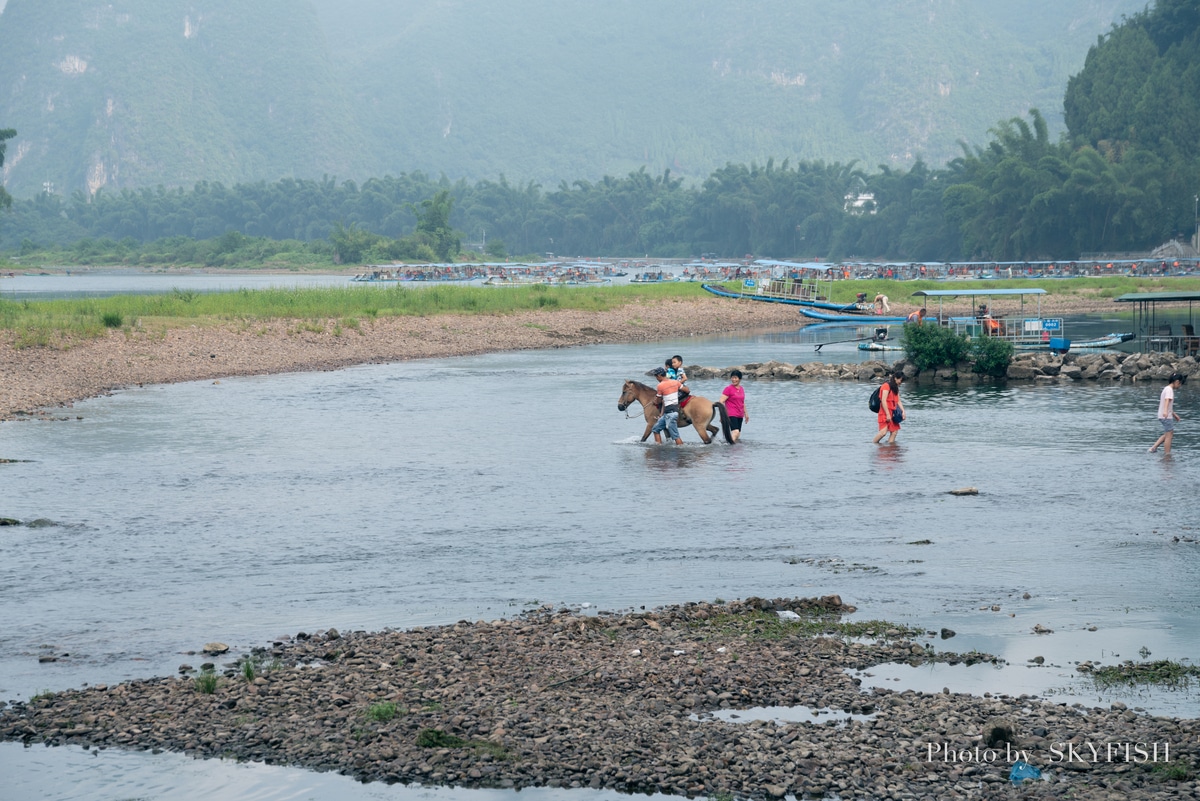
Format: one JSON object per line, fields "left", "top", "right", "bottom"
{"left": 2, "top": 598, "right": 1196, "bottom": 800}
{"left": 687, "top": 350, "right": 1200, "bottom": 385}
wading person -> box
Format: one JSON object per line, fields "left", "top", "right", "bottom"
{"left": 651, "top": 367, "right": 684, "bottom": 446}
{"left": 872, "top": 370, "right": 906, "bottom": 445}
{"left": 1149, "top": 372, "right": 1184, "bottom": 455}
{"left": 718, "top": 369, "right": 748, "bottom": 444}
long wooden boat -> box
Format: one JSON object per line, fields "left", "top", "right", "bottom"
{"left": 481, "top": 275, "right": 545, "bottom": 287}
{"left": 799, "top": 307, "right": 913, "bottom": 324}
{"left": 857, "top": 341, "right": 905, "bottom": 352}
{"left": 1069, "top": 332, "right": 1137, "bottom": 350}
{"left": 703, "top": 283, "right": 808, "bottom": 305}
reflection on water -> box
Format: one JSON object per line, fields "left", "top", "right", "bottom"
{"left": 0, "top": 742, "right": 670, "bottom": 801}
{"left": 2, "top": 332, "right": 1198, "bottom": 795}
{"left": 870, "top": 442, "right": 906, "bottom": 468}
{"left": 639, "top": 442, "right": 720, "bottom": 473}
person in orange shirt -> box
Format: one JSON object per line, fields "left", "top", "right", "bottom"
{"left": 650, "top": 367, "right": 684, "bottom": 445}
{"left": 872, "top": 370, "right": 907, "bottom": 445}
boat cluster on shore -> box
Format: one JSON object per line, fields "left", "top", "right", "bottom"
{"left": 3, "top": 597, "right": 1196, "bottom": 799}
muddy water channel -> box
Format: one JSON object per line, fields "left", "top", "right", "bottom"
{"left": 2, "top": 326, "right": 1198, "bottom": 799}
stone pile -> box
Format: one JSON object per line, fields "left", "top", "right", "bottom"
{"left": 687, "top": 352, "right": 1199, "bottom": 385}
{"left": 3, "top": 597, "right": 1197, "bottom": 799}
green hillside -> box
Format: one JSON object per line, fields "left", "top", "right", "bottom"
{"left": 0, "top": 0, "right": 367, "bottom": 198}
{"left": 310, "top": 0, "right": 1147, "bottom": 184}
{"left": 1, "top": 0, "right": 1145, "bottom": 198}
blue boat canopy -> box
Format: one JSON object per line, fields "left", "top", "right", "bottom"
{"left": 1113, "top": 291, "right": 1200, "bottom": 303}
{"left": 911, "top": 288, "right": 1047, "bottom": 297}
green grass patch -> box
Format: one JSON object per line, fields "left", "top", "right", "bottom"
{"left": 1090, "top": 660, "right": 1200, "bottom": 690}
{"left": 366, "top": 701, "right": 401, "bottom": 722}
{"left": 690, "top": 609, "right": 924, "bottom": 640}
{"left": 1149, "top": 759, "right": 1194, "bottom": 782}
{"left": 416, "top": 728, "right": 466, "bottom": 748}
{"left": 194, "top": 669, "right": 219, "bottom": 694}
{"left": 415, "top": 728, "right": 511, "bottom": 759}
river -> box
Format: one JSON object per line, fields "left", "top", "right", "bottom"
{"left": 1, "top": 326, "right": 1197, "bottom": 799}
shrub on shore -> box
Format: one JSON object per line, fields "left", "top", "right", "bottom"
{"left": 901, "top": 321, "right": 969, "bottom": 370}
{"left": 969, "top": 336, "right": 1014, "bottom": 377}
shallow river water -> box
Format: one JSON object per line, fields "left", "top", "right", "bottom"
{"left": 2, "top": 325, "right": 1198, "bottom": 799}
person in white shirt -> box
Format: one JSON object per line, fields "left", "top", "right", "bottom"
{"left": 1149, "top": 373, "right": 1184, "bottom": 455}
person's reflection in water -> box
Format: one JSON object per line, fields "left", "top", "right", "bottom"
{"left": 641, "top": 444, "right": 714, "bottom": 474}
{"left": 871, "top": 441, "right": 905, "bottom": 469}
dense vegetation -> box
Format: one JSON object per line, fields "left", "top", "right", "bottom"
{"left": 1, "top": 0, "right": 1197, "bottom": 263}
{"left": 0, "top": 0, "right": 1141, "bottom": 198}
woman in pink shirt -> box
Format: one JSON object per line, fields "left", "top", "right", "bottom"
{"left": 718, "top": 369, "right": 748, "bottom": 443}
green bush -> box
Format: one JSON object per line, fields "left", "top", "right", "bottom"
{"left": 101, "top": 312, "right": 124, "bottom": 328}
{"left": 970, "top": 336, "right": 1014, "bottom": 377}
{"left": 901, "top": 321, "right": 969, "bottom": 370}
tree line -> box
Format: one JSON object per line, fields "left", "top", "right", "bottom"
{"left": 1, "top": 0, "right": 1197, "bottom": 263}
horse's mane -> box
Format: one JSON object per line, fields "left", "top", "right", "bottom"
{"left": 628, "top": 379, "right": 654, "bottom": 391}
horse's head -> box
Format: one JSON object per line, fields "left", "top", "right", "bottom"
{"left": 617, "top": 380, "right": 637, "bottom": 411}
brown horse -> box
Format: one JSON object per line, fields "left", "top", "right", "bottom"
{"left": 617, "top": 380, "right": 733, "bottom": 444}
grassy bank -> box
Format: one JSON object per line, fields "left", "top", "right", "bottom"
{"left": 4, "top": 276, "right": 1200, "bottom": 348}
{"left": 0, "top": 282, "right": 708, "bottom": 347}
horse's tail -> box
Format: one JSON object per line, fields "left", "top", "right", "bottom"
{"left": 714, "top": 401, "right": 733, "bottom": 444}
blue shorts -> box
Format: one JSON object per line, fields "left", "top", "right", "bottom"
{"left": 1159, "top": 418, "right": 1175, "bottom": 433}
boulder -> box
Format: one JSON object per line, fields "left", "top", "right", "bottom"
{"left": 1006, "top": 364, "right": 1039, "bottom": 380}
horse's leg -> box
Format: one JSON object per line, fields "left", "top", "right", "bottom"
{"left": 694, "top": 408, "right": 712, "bottom": 444}
{"left": 641, "top": 407, "right": 656, "bottom": 442}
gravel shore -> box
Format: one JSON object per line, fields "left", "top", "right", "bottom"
{"left": 0, "top": 293, "right": 1124, "bottom": 421}
{"left": 0, "top": 297, "right": 801, "bottom": 421}
{"left": 2, "top": 598, "right": 1195, "bottom": 800}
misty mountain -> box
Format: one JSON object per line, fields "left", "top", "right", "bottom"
{"left": 0, "top": 0, "right": 1145, "bottom": 198}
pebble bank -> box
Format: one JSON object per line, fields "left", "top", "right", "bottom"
{"left": 3, "top": 598, "right": 1197, "bottom": 800}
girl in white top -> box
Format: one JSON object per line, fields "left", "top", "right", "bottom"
{"left": 1149, "top": 373, "right": 1184, "bottom": 455}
